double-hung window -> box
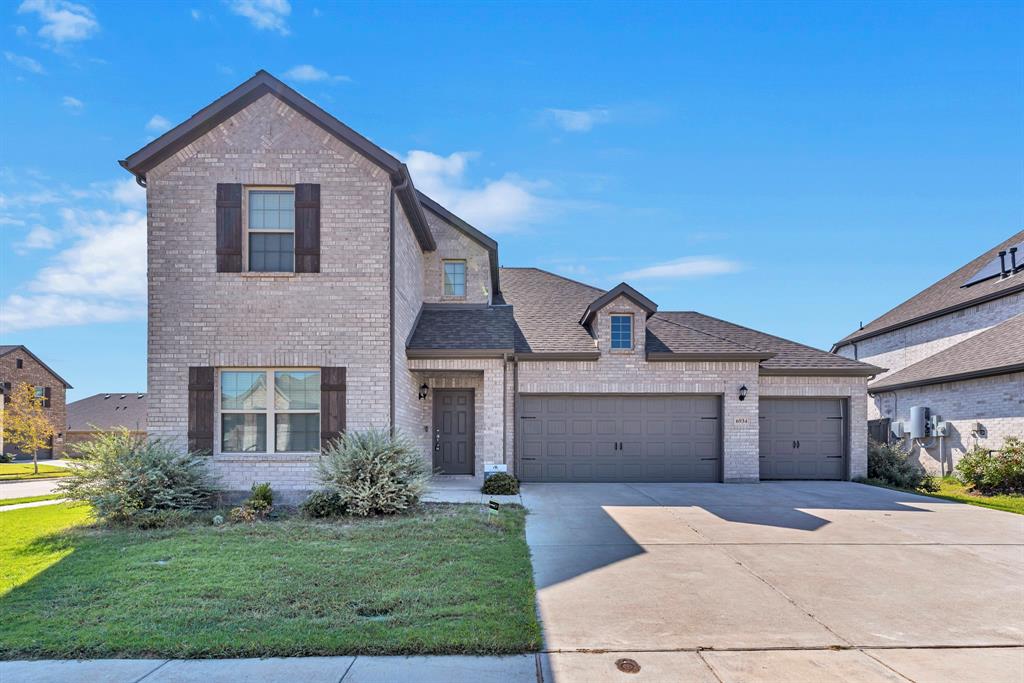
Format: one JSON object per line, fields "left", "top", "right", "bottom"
{"left": 443, "top": 260, "right": 466, "bottom": 297}
{"left": 248, "top": 189, "right": 295, "bottom": 272}
{"left": 220, "top": 369, "right": 320, "bottom": 453}
{"left": 610, "top": 314, "right": 633, "bottom": 350}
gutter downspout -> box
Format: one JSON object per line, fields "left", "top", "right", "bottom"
{"left": 390, "top": 174, "right": 409, "bottom": 435}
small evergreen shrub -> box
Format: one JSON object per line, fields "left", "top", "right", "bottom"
{"left": 57, "top": 428, "right": 217, "bottom": 527}
{"left": 318, "top": 428, "right": 429, "bottom": 516}
{"left": 300, "top": 489, "right": 347, "bottom": 518}
{"left": 482, "top": 473, "right": 519, "bottom": 495}
{"left": 867, "top": 440, "right": 936, "bottom": 491}
{"left": 229, "top": 482, "right": 274, "bottom": 522}
{"left": 956, "top": 437, "right": 1024, "bottom": 494}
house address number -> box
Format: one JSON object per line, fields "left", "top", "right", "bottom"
{"left": 734, "top": 417, "right": 750, "bottom": 424}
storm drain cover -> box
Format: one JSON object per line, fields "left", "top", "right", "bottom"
{"left": 615, "top": 658, "right": 641, "bottom": 674}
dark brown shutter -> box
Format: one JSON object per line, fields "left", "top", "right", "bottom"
{"left": 294, "top": 183, "right": 320, "bottom": 273}
{"left": 320, "top": 367, "right": 346, "bottom": 449}
{"left": 188, "top": 367, "right": 215, "bottom": 453}
{"left": 2, "top": 382, "right": 10, "bottom": 404}
{"left": 43, "top": 387, "right": 51, "bottom": 408}
{"left": 216, "top": 183, "right": 243, "bottom": 272}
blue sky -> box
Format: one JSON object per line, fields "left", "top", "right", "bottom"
{"left": 2, "top": 0, "right": 1022, "bottom": 401}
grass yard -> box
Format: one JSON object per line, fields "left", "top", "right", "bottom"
{"left": 860, "top": 477, "right": 1024, "bottom": 515}
{"left": 0, "top": 502, "right": 541, "bottom": 659}
{"left": 0, "top": 463, "right": 70, "bottom": 480}
{"left": 0, "top": 494, "right": 64, "bottom": 507}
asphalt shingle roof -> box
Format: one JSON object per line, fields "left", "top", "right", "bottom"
{"left": 835, "top": 230, "right": 1024, "bottom": 347}
{"left": 67, "top": 392, "right": 148, "bottom": 432}
{"left": 869, "top": 314, "right": 1024, "bottom": 391}
{"left": 498, "top": 268, "right": 603, "bottom": 354}
{"left": 407, "top": 305, "right": 517, "bottom": 352}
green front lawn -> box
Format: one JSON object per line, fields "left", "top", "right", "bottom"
{"left": 0, "top": 463, "right": 70, "bottom": 480}
{"left": 924, "top": 477, "right": 1024, "bottom": 515}
{"left": 0, "top": 502, "right": 541, "bottom": 659}
{"left": 0, "top": 494, "right": 64, "bottom": 507}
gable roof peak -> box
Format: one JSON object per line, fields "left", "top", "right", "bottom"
{"left": 580, "top": 282, "right": 658, "bottom": 326}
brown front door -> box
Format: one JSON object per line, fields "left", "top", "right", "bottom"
{"left": 433, "top": 389, "right": 475, "bottom": 475}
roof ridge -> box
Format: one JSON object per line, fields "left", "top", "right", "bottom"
{"left": 499, "top": 266, "right": 605, "bottom": 293}
{"left": 649, "top": 314, "right": 761, "bottom": 353}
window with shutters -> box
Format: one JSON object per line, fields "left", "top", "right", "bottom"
{"left": 246, "top": 188, "right": 295, "bottom": 272}
{"left": 218, "top": 369, "right": 320, "bottom": 453}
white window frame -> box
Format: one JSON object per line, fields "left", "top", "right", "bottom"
{"left": 442, "top": 259, "right": 467, "bottom": 298}
{"left": 610, "top": 313, "right": 634, "bottom": 350}
{"left": 244, "top": 186, "right": 296, "bottom": 273}
{"left": 217, "top": 368, "right": 320, "bottom": 455}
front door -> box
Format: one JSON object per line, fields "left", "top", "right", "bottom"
{"left": 433, "top": 389, "right": 475, "bottom": 475}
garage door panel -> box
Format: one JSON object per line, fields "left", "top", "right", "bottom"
{"left": 760, "top": 398, "right": 845, "bottom": 481}
{"left": 519, "top": 394, "right": 721, "bottom": 482}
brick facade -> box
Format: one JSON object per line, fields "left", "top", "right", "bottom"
{"left": 0, "top": 349, "right": 67, "bottom": 459}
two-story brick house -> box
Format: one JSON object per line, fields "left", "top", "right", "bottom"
{"left": 0, "top": 345, "right": 72, "bottom": 460}
{"left": 833, "top": 231, "right": 1024, "bottom": 474}
{"left": 122, "top": 71, "right": 881, "bottom": 501}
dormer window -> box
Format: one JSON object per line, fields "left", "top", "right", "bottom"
{"left": 443, "top": 260, "right": 466, "bottom": 297}
{"left": 611, "top": 314, "right": 633, "bottom": 349}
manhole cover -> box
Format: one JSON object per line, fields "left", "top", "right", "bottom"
{"left": 615, "top": 658, "right": 641, "bottom": 674}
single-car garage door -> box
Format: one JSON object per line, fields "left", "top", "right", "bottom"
{"left": 759, "top": 398, "right": 845, "bottom": 480}
{"left": 518, "top": 395, "right": 721, "bottom": 482}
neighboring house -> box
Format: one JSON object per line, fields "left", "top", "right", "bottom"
{"left": 121, "top": 70, "right": 881, "bottom": 501}
{"left": 834, "top": 231, "right": 1024, "bottom": 474}
{"left": 0, "top": 345, "right": 72, "bottom": 460}
{"left": 65, "top": 392, "right": 148, "bottom": 455}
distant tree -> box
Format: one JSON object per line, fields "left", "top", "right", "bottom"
{"left": 2, "top": 382, "right": 55, "bottom": 474}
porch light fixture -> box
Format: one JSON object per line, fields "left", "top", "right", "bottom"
{"left": 418, "top": 383, "right": 429, "bottom": 400}
{"left": 738, "top": 385, "right": 748, "bottom": 401}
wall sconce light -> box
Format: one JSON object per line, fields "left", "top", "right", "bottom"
{"left": 418, "top": 383, "right": 429, "bottom": 400}
{"left": 738, "top": 385, "right": 748, "bottom": 401}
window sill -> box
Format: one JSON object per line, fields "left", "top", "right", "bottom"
{"left": 240, "top": 272, "right": 297, "bottom": 279}
{"left": 212, "top": 452, "right": 319, "bottom": 462}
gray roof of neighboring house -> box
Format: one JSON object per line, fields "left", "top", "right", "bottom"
{"left": 835, "top": 229, "right": 1024, "bottom": 348}
{"left": 408, "top": 267, "right": 881, "bottom": 374}
{"left": 869, "top": 313, "right": 1024, "bottom": 392}
{"left": 67, "top": 392, "right": 148, "bottom": 432}
{"left": 0, "top": 345, "right": 73, "bottom": 388}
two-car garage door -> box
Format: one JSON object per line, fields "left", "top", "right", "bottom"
{"left": 518, "top": 395, "right": 721, "bottom": 482}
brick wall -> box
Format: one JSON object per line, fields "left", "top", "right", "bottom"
{"left": 0, "top": 351, "right": 67, "bottom": 458}
{"left": 147, "top": 93, "right": 396, "bottom": 493}
{"left": 393, "top": 198, "right": 425, "bottom": 448}
{"left": 421, "top": 211, "right": 491, "bottom": 304}
{"left": 873, "top": 371, "right": 1024, "bottom": 474}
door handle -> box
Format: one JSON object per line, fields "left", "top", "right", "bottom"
{"left": 434, "top": 428, "right": 440, "bottom": 451}
{"left": 797, "top": 440, "right": 800, "bottom": 448}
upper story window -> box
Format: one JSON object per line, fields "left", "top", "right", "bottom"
{"left": 248, "top": 189, "right": 295, "bottom": 273}
{"left": 443, "top": 260, "right": 467, "bottom": 297}
{"left": 15, "top": 358, "right": 23, "bottom": 368}
{"left": 220, "top": 369, "right": 320, "bottom": 454}
{"left": 610, "top": 314, "right": 633, "bottom": 350}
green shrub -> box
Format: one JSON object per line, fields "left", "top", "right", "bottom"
{"left": 300, "top": 489, "right": 347, "bottom": 518}
{"left": 867, "top": 440, "right": 935, "bottom": 491}
{"left": 482, "top": 473, "right": 519, "bottom": 495}
{"left": 956, "top": 437, "right": 1024, "bottom": 494}
{"left": 56, "top": 428, "right": 217, "bottom": 527}
{"left": 248, "top": 482, "right": 273, "bottom": 512}
{"left": 317, "top": 428, "right": 429, "bottom": 517}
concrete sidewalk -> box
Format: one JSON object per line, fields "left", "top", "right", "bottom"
{"left": 5, "top": 648, "right": 1024, "bottom": 682}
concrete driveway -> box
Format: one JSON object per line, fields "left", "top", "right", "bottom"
{"left": 523, "top": 481, "right": 1024, "bottom": 682}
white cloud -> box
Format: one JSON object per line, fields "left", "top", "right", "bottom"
{"left": 545, "top": 108, "right": 611, "bottom": 133}
{"left": 1, "top": 294, "right": 144, "bottom": 332}
{"left": 283, "top": 64, "right": 350, "bottom": 82}
{"left": 190, "top": 8, "right": 202, "bottom": 20}
{"left": 14, "top": 225, "right": 59, "bottom": 252}
{"left": 404, "top": 150, "right": 545, "bottom": 233}
{"left": 61, "top": 95, "right": 83, "bottom": 112}
{"left": 0, "top": 216, "right": 27, "bottom": 226}
{"left": 146, "top": 115, "right": 172, "bottom": 133}
{"left": 217, "top": 64, "right": 235, "bottom": 76}
{"left": 4, "top": 51, "right": 45, "bottom": 74}
{"left": 620, "top": 256, "right": 743, "bottom": 280}
{"left": 109, "top": 177, "right": 146, "bottom": 209}
{"left": 17, "top": 0, "right": 99, "bottom": 45}
{"left": 227, "top": 0, "right": 291, "bottom": 35}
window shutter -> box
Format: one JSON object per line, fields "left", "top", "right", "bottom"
{"left": 2, "top": 382, "right": 10, "bottom": 404}
{"left": 188, "top": 367, "right": 215, "bottom": 453}
{"left": 43, "top": 387, "right": 51, "bottom": 408}
{"left": 320, "top": 367, "right": 346, "bottom": 450}
{"left": 216, "top": 183, "right": 243, "bottom": 272}
{"left": 294, "top": 183, "right": 320, "bottom": 273}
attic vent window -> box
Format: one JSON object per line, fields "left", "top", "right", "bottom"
{"left": 962, "top": 242, "right": 1023, "bottom": 288}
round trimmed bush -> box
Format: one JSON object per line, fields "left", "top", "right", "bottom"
{"left": 300, "top": 489, "right": 347, "bottom": 518}
{"left": 482, "top": 472, "right": 519, "bottom": 495}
